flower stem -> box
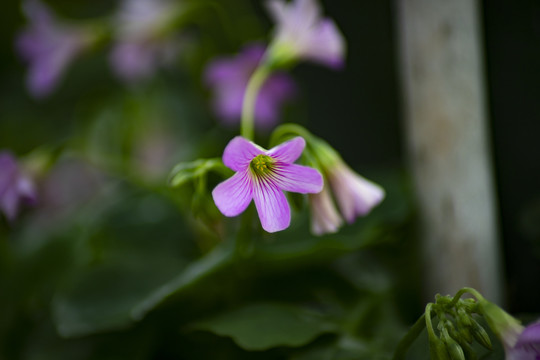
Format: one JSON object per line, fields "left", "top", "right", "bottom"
{"left": 392, "top": 313, "right": 427, "bottom": 360}
{"left": 451, "top": 287, "right": 486, "bottom": 306}
{"left": 235, "top": 205, "right": 255, "bottom": 259}
{"left": 270, "top": 123, "right": 314, "bottom": 144}
{"left": 425, "top": 303, "right": 438, "bottom": 341}
{"left": 241, "top": 65, "right": 271, "bottom": 141}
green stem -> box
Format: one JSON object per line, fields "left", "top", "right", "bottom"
{"left": 270, "top": 123, "right": 315, "bottom": 145}
{"left": 425, "top": 303, "right": 438, "bottom": 341}
{"left": 241, "top": 65, "right": 271, "bottom": 141}
{"left": 234, "top": 205, "right": 255, "bottom": 259}
{"left": 392, "top": 313, "right": 427, "bottom": 360}
{"left": 451, "top": 287, "right": 486, "bottom": 306}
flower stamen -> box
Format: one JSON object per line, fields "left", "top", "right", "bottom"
{"left": 250, "top": 154, "right": 276, "bottom": 176}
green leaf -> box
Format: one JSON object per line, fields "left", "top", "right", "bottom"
{"left": 53, "top": 244, "right": 233, "bottom": 338}
{"left": 168, "top": 158, "right": 230, "bottom": 187}
{"left": 290, "top": 336, "right": 389, "bottom": 360}
{"left": 190, "top": 303, "right": 337, "bottom": 351}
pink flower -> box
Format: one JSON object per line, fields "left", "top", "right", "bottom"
{"left": 265, "top": 0, "right": 346, "bottom": 68}
{"left": 204, "top": 44, "right": 297, "bottom": 128}
{"left": 304, "top": 136, "right": 384, "bottom": 234}
{"left": 16, "top": 0, "right": 93, "bottom": 98}
{"left": 109, "top": 0, "right": 182, "bottom": 83}
{"left": 327, "top": 160, "right": 385, "bottom": 224}
{"left": 212, "top": 136, "right": 323, "bottom": 232}
{"left": 0, "top": 151, "right": 37, "bottom": 221}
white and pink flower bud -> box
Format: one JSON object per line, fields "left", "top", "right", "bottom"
{"left": 309, "top": 185, "right": 343, "bottom": 235}
{"left": 304, "top": 135, "right": 384, "bottom": 235}
{"left": 327, "top": 160, "right": 385, "bottom": 224}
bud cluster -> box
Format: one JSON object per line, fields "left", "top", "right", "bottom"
{"left": 426, "top": 295, "right": 492, "bottom": 360}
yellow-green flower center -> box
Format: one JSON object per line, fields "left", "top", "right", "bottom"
{"left": 250, "top": 154, "right": 275, "bottom": 176}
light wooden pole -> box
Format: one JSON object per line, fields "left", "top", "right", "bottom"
{"left": 396, "top": 0, "right": 502, "bottom": 303}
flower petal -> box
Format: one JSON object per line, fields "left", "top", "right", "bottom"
{"left": 303, "top": 19, "right": 346, "bottom": 69}
{"left": 110, "top": 41, "right": 155, "bottom": 81}
{"left": 253, "top": 178, "right": 290, "bottom": 233}
{"left": 274, "top": 163, "right": 323, "bottom": 194}
{"left": 0, "top": 153, "right": 17, "bottom": 194}
{"left": 0, "top": 188, "right": 19, "bottom": 222}
{"left": 266, "top": 136, "right": 305, "bottom": 164}
{"left": 255, "top": 72, "right": 297, "bottom": 127}
{"left": 212, "top": 171, "right": 253, "bottom": 217}
{"left": 516, "top": 321, "right": 540, "bottom": 346}
{"left": 293, "top": 0, "right": 320, "bottom": 28}
{"left": 222, "top": 136, "right": 265, "bottom": 171}
{"left": 329, "top": 164, "right": 385, "bottom": 223}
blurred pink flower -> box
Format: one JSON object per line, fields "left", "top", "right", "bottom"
{"left": 16, "top": 0, "right": 93, "bottom": 98}
{"left": 0, "top": 151, "right": 37, "bottom": 221}
{"left": 205, "top": 44, "right": 297, "bottom": 128}
{"left": 266, "top": 0, "right": 346, "bottom": 68}
{"left": 110, "top": 0, "right": 183, "bottom": 83}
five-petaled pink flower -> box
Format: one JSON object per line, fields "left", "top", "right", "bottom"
{"left": 212, "top": 136, "right": 323, "bottom": 233}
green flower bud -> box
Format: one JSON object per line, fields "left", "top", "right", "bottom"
{"left": 457, "top": 307, "right": 472, "bottom": 328}
{"left": 430, "top": 336, "right": 451, "bottom": 360}
{"left": 470, "top": 318, "right": 493, "bottom": 350}
{"left": 441, "top": 329, "right": 465, "bottom": 360}
{"left": 451, "top": 328, "right": 478, "bottom": 360}
{"left": 460, "top": 298, "right": 478, "bottom": 313}
{"left": 458, "top": 325, "right": 474, "bottom": 344}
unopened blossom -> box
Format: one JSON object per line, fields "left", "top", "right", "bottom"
{"left": 265, "top": 0, "right": 346, "bottom": 69}
{"left": 304, "top": 135, "right": 384, "bottom": 232}
{"left": 204, "top": 44, "right": 296, "bottom": 128}
{"left": 0, "top": 152, "right": 37, "bottom": 221}
{"left": 212, "top": 136, "right": 322, "bottom": 232}
{"left": 480, "top": 300, "right": 540, "bottom": 360}
{"left": 16, "top": 0, "right": 94, "bottom": 98}
{"left": 327, "top": 159, "right": 385, "bottom": 224}
{"left": 110, "top": 0, "right": 183, "bottom": 83}
{"left": 308, "top": 185, "right": 343, "bottom": 235}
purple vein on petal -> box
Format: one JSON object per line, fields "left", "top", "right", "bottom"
{"left": 223, "top": 136, "right": 265, "bottom": 171}
{"left": 212, "top": 171, "right": 253, "bottom": 217}
{"left": 266, "top": 136, "right": 305, "bottom": 164}
{"left": 273, "top": 163, "right": 323, "bottom": 194}
{"left": 252, "top": 176, "right": 290, "bottom": 233}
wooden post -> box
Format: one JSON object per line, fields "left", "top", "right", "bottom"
{"left": 396, "top": 0, "right": 502, "bottom": 302}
